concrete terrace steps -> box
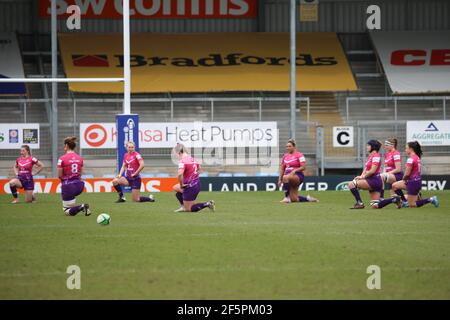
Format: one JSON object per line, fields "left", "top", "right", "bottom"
{"left": 303, "top": 92, "right": 356, "bottom": 158}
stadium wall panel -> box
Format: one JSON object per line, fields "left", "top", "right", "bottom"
{"left": 199, "top": 175, "right": 450, "bottom": 192}
{"left": 264, "top": 0, "right": 449, "bottom": 32}
{"left": 1, "top": 0, "right": 449, "bottom": 34}
{"left": 1, "top": 175, "right": 449, "bottom": 194}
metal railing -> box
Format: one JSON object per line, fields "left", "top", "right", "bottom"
{"left": 0, "top": 96, "right": 311, "bottom": 163}
{"left": 316, "top": 120, "right": 450, "bottom": 175}
{"left": 345, "top": 96, "right": 449, "bottom": 122}
{"left": 1, "top": 97, "right": 449, "bottom": 176}
{"left": 0, "top": 96, "right": 311, "bottom": 123}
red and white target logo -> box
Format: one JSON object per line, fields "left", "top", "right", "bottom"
{"left": 84, "top": 124, "right": 107, "bottom": 148}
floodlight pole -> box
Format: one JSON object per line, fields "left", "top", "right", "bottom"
{"left": 289, "top": 0, "right": 296, "bottom": 141}
{"left": 51, "top": 0, "right": 58, "bottom": 177}
{"left": 123, "top": 0, "right": 131, "bottom": 114}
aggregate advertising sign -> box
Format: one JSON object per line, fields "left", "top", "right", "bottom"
{"left": 0, "top": 178, "right": 177, "bottom": 195}
{"left": 371, "top": 32, "right": 450, "bottom": 94}
{"left": 0, "top": 33, "right": 26, "bottom": 95}
{"left": 0, "top": 124, "right": 40, "bottom": 149}
{"left": 59, "top": 33, "right": 357, "bottom": 93}
{"left": 407, "top": 121, "right": 450, "bottom": 146}
{"left": 80, "top": 122, "right": 278, "bottom": 149}
{"left": 39, "top": 0, "right": 257, "bottom": 19}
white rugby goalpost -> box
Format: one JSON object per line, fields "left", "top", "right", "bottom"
{"left": 0, "top": 0, "right": 131, "bottom": 177}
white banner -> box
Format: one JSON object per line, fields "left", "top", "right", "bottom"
{"left": 0, "top": 124, "right": 40, "bottom": 149}
{"left": 407, "top": 121, "right": 450, "bottom": 146}
{"left": 333, "top": 126, "right": 354, "bottom": 148}
{"left": 81, "top": 122, "right": 278, "bottom": 149}
{"left": 0, "top": 33, "right": 26, "bottom": 95}
{"left": 371, "top": 31, "right": 450, "bottom": 94}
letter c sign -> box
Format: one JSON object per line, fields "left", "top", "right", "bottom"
{"left": 333, "top": 127, "right": 354, "bottom": 148}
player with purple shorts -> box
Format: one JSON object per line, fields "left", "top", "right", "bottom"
{"left": 112, "top": 141, "right": 155, "bottom": 203}
{"left": 58, "top": 137, "right": 90, "bottom": 216}
{"left": 380, "top": 138, "right": 403, "bottom": 199}
{"left": 348, "top": 140, "right": 392, "bottom": 209}
{"left": 8, "top": 145, "right": 44, "bottom": 204}
{"left": 390, "top": 141, "right": 439, "bottom": 209}
{"left": 278, "top": 139, "right": 319, "bottom": 204}
{"left": 172, "top": 143, "right": 215, "bottom": 213}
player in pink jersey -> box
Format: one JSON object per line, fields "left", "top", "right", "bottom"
{"left": 379, "top": 138, "right": 404, "bottom": 199}
{"left": 172, "top": 143, "right": 215, "bottom": 213}
{"left": 57, "top": 137, "right": 90, "bottom": 216}
{"left": 112, "top": 141, "right": 155, "bottom": 203}
{"left": 390, "top": 141, "right": 439, "bottom": 209}
{"left": 8, "top": 145, "right": 44, "bottom": 204}
{"left": 347, "top": 140, "right": 396, "bottom": 209}
{"left": 278, "top": 139, "right": 319, "bottom": 204}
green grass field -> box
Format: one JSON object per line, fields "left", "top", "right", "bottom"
{"left": 0, "top": 191, "right": 449, "bottom": 300}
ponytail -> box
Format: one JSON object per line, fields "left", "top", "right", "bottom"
{"left": 64, "top": 136, "right": 77, "bottom": 150}
{"left": 174, "top": 143, "right": 188, "bottom": 155}
{"left": 287, "top": 139, "right": 296, "bottom": 147}
{"left": 407, "top": 141, "right": 423, "bottom": 158}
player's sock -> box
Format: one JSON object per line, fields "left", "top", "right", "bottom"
{"left": 377, "top": 197, "right": 396, "bottom": 208}
{"left": 65, "top": 205, "right": 83, "bottom": 216}
{"left": 10, "top": 185, "right": 18, "bottom": 198}
{"left": 416, "top": 198, "right": 431, "bottom": 207}
{"left": 283, "top": 183, "right": 290, "bottom": 198}
{"left": 114, "top": 185, "right": 123, "bottom": 197}
{"left": 298, "top": 195, "right": 309, "bottom": 202}
{"left": 191, "top": 202, "right": 209, "bottom": 212}
{"left": 139, "top": 196, "right": 154, "bottom": 202}
{"left": 175, "top": 192, "right": 184, "bottom": 205}
{"left": 350, "top": 187, "right": 362, "bottom": 203}
{"left": 394, "top": 189, "right": 407, "bottom": 202}
{"left": 380, "top": 189, "right": 385, "bottom": 199}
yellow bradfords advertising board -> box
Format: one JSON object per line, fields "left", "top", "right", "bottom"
{"left": 59, "top": 32, "right": 357, "bottom": 93}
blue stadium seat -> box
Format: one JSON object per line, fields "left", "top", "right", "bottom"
{"left": 81, "top": 174, "right": 94, "bottom": 179}
{"left": 0, "top": 176, "right": 8, "bottom": 179}
{"left": 155, "top": 173, "right": 170, "bottom": 178}
{"left": 233, "top": 173, "right": 247, "bottom": 177}
{"left": 34, "top": 175, "right": 46, "bottom": 179}
{"left": 255, "top": 172, "right": 270, "bottom": 177}
{"left": 218, "top": 172, "right": 233, "bottom": 177}
{"left": 199, "top": 172, "right": 209, "bottom": 177}
{"left": 141, "top": 173, "right": 156, "bottom": 178}
{"left": 268, "top": 172, "right": 279, "bottom": 177}
{"left": 102, "top": 174, "right": 116, "bottom": 178}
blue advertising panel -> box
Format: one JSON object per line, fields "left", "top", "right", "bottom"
{"left": 116, "top": 114, "right": 139, "bottom": 192}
